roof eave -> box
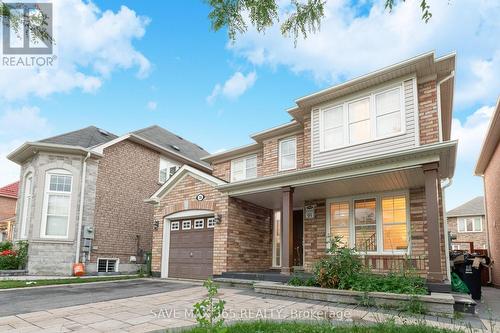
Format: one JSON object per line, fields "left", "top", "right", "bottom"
{"left": 7, "top": 142, "right": 103, "bottom": 165}
{"left": 474, "top": 96, "right": 500, "bottom": 175}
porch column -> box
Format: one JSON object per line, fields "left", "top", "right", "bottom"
{"left": 423, "top": 162, "right": 442, "bottom": 282}
{"left": 281, "top": 186, "right": 294, "bottom": 275}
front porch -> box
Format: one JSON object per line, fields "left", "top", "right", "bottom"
{"left": 218, "top": 148, "right": 454, "bottom": 284}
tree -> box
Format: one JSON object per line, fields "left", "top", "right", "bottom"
{"left": 0, "top": 2, "right": 54, "bottom": 45}
{"left": 206, "top": 0, "right": 432, "bottom": 44}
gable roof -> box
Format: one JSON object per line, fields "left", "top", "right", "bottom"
{"left": 146, "top": 165, "right": 226, "bottom": 203}
{"left": 475, "top": 96, "right": 500, "bottom": 175}
{"left": 447, "top": 196, "right": 485, "bottom": 217}
{"left": 39, "top": 126, "right": 118, "bottom": 148}
{"left": 0, "top": 181, "right": 19, "bottom": 199}
{"left": 133, "top": 126, "right": 210, "bottom": 168}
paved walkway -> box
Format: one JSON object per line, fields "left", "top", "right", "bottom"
{"left": 0, "top": 280, "right": 492, "bottom": 333}
{"left": 476, "top": 287, "right": 500, "bottom": 332}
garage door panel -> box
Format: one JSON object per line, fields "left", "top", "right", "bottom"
{"left": 168, "top": 217, "right": 214, "bottom": 279}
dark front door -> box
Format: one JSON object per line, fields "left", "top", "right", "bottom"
{"left": 293, "top": 210, "right": 304, "bottom": 267}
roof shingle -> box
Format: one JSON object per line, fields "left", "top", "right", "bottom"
{"left": 38, "top": 126, "right": 118, "bottom": 148}
{"left": 447, "top": 196, "right": 485, "bottom": 217}
{"left": 0, "top": 181, "right": 19, "bottom": 198}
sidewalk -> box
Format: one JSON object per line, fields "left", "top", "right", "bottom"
{"left": 0, "top": 283, "right": 489, "bottom": 333}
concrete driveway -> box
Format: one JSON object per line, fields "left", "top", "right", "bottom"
{"left": 0, "top": 279, "right": 192, "bottom": 317}
{"left": 0, "top": 279, "right": 489, "bottom": 333}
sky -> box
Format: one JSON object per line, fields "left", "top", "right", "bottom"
{"left": 0, "top": 0, "right": 499, "bottom": 210}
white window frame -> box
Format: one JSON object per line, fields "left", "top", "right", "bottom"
{"left": 182, "top": 220, "right": 192, "bottom": 230}
{"left": 40, "top": 169, "right": 73, "bottom": 239}
{"left": 207, "top": 217, "right": 215, "bottom": 228}
{"left": 159, "top": 158, "right": 179, "bottom": 184}
{"left": 457, "top": 217, "right": 483, "bottom": 233}
{"left": 19, "top": 172, "right": 33, "bottom": 239}
{"left": 97, "top": 258, "right": 119, "bottom": 273}
{"left": 278, "top": 137, "right": 297, "bottom": 171}
{"left": 194, "top": 219, "right": 204, "bottom": 229}
{"left": 230, "top": 155, "right": 257, "bottom": 182}
{"left": 326, "top": 190, "right": 410, "bottom": 255}
{"left": 171, "top": 221, "right": 180, "bottom": 231}
{"left": 319, "top": 83, "right": 405, "bottom": 152}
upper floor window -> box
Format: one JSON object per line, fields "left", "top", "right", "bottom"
{"left": 20, "top": 172, "right": 33, "bottom": 239}
{"left": 41, "top": 169, "right": 72, "bottom": 238}
{"left": 320, "top": 85, "right": 403, "bottom": 152}
{"left": 458, "top": 217, "right": 482, "bottom": 233}
{"left": 231, "top": 155, "right": 257, "bottom": 182}
{"left": 279, "top": 137, "right": 297, "bottom": 171}
{"left": 159, "top": 158, "right": 179, "bottom": 183}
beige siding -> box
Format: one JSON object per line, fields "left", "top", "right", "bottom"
{"left": 311, "top": 78, "right": 418, "bottom": 166}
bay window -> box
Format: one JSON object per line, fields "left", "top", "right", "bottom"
{"left": 279, "top": 137, "right": 297, "bottom": 171}
{"left": 327, "top": 192, "right": 409, "bottom": 254}
{"left": 231, "top": 155, "right": 257, "bottom": 182}
{"left": 41, "top": 170, "right": 72, "bottom": 238}
{"left": 20, "top": 172, "right": 33, "bottom": 239}
{"left": 320, "top": 84, "right": 404, "bottom": 151}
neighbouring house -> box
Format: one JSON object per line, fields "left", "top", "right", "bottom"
{"left": 447, "top": 196, "right": 487, "bottom": 251}
{"left": 0, "top": 181, "right": 19, "bottom": 242}
{"left": 475, "top": 96, "right": 500, "bottom": 288}
{"left": 148, "top": 51, "right": 458, "bottom": 287}
{"left": 8, "top": 125, "right": 210, "bottom": 275}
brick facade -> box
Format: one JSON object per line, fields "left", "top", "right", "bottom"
{"left": 0, "top": 196, "right": 16, "bottom": 222}
{"left": 447, "top": 216, "right": 488, "bottom": 250}
{"left": 92, "top": 140, "right": 161, "bottom": 266}
{"left": 484, "top": 143, "right": 500, "bottom": 287}
{"left": 418, "top": 80, "right": 440, "bottom": 145}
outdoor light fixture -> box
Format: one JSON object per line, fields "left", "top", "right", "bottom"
{"left": 153, "top": 219, "right": 160, "bottom": 230}
{"left": 213, "top": 214, "right": 222, "bottom": 225}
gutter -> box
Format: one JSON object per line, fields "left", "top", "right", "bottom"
{"left": 436, "top": 71, "right": 455, "bottom": 142}
{"left": 75, "top": 152, "right": 90, "bottom": 265}
{"left": 441, "top": 178, "right": 453, "bottom": 282}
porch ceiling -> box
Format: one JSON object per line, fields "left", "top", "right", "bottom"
{"left": 234, "top": 166, "right": 425, "bottom": 210}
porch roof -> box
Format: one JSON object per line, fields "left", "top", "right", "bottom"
{"left": 217, "top": 141, "right": 457, "bottom": 209}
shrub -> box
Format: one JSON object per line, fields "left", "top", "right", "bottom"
{"left": 287, "top": 276, "right": 304, "bottom": 286}
{"left": 0, "top": 241, "right": 29, "bottom": 270}
{"left": 0, "top": 241, "right": 13, "bottom": 252}
{"left": 313, "top": 236, "right": 362, "bottom": 289}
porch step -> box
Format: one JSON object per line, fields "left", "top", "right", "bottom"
{"left": 427, "top": 281, "right": 452, "bottom": 293}
{"left": 452, "top": 293, "right": 477, "bottom": 314}
{"left": 213, "top": 278, "right": 261, "bottom": 289}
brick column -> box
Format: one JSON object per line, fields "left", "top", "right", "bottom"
{"left": 423, "top": 163, "right": 442, "bottom": 281}
{"left": 281, "top": 186, "right": 294, "bottom": 275}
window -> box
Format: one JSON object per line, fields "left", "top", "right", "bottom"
{"left": 41, "top": 170, "right": 72, "bottom": 238}
{"left": 354, "top": 199, "right": 377, "bottom": 252}
{"left": 207, "top": 218, "right": 215, "bottom": 228}
{"left": 279, "top": 137, "right": 297, "bottom": 171}
{"left": 171, "top": 221, "right": 180, "bottom": 231}
{"left": 457, "top": 217, "right": 482, "bottom": 232}
{"left": 159, "top": 158, "right": 179, "bottom": 183}
{"left": 451, "top": 244, "right": 461, "bottom": 251}
{"left": 330, "top": 202, "right": 350, "bottom": 247}
{"left": 381, "top": 196, "right": 408, "bottom": 251}
{"left": 375, "top": 88, "right": 402, "bottom": 137}
{"left": 194, "top": 219, "right": 204, "bottom": 229}
{"left": 182, "top": 220, "right": 191, "bottom": 230}
{"left": 98, "top": 258, "right": 118, "bottom": 273}
{"left": 20, "top": 173, "right": 33, "bottom": 239}
{"left": 322, "top": 106, "right": 344, "bottom": 150}
{"left": 231, "top": 155, "right": 257, "bottom": 182}
{"left": 319, "top": 85, "right": 403, "bottom": 151}
{"left": 272, "top": 210, "right": 281, "bottom": 267}
{"left": 328, "top": 192, "right": 409, "bottom": 254}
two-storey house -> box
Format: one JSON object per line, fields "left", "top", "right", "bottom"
{"left": 447, "top": 196, "right": 487, "bottom": 251}
{"left": 8, "top": 125, "right": 210, "bottom": 275}
{"left": 149, "top": 51, "right": 457, "bottom": 287}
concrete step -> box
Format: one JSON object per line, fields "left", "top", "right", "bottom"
{"left": 452, "top": 293, "right": 477, "bottom": 314}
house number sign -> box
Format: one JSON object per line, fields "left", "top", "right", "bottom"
{"left": 304, "top": 205, "right": 315, "bottom": 219}
{"left": 196, "top": 193, "right": 205, "bottom": 201}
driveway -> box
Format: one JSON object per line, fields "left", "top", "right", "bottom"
{"left": 0, "top": 279, "right": 192, "bottom": 317}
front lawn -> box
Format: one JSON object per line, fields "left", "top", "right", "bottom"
{"left": 0, "top": 275, "right": 140, "bottom": 289}
{"left": 182, "top": 321, "right": 460, "bottom": 333}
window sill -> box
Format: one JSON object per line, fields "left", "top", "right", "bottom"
{"left": 30, "top": 238, "right": 74, "bottom": 244}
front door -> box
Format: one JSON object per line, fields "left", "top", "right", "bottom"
{"left": 293, "top": 210, "right": 303, "bottom": 267}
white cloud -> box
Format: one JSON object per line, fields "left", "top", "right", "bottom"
{"left": 0, "top": 0, "right": 151, "bottom": 100}
{"left": 147, "top": 101, "right": 158, "bottom": 110}
{"left": 207, "top": 71, "right": 257, "bottom": 104}
{"left": 451, "top": 105, "right": 495, "bottom": 162}
{"left": 229, "top": 0, "right": 500, "bottom": 108}
{"left": 0, "top": 106, "right": 52, "bottom": 186}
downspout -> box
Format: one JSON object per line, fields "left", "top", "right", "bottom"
{"left": 441, "top": 177, "right": 453, "bottom": 282}
{"left": 75, "top": 152, "right": 90, "bottom": 264}
{"left": 436, "top": 71, "right": 455, "bottom": 142}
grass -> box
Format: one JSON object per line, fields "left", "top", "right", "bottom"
{"left": 181, "top": 321, "right": 461, "bottom": 333}
{"left": 0, "top": 275, "right": 140, "bottom": 289}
